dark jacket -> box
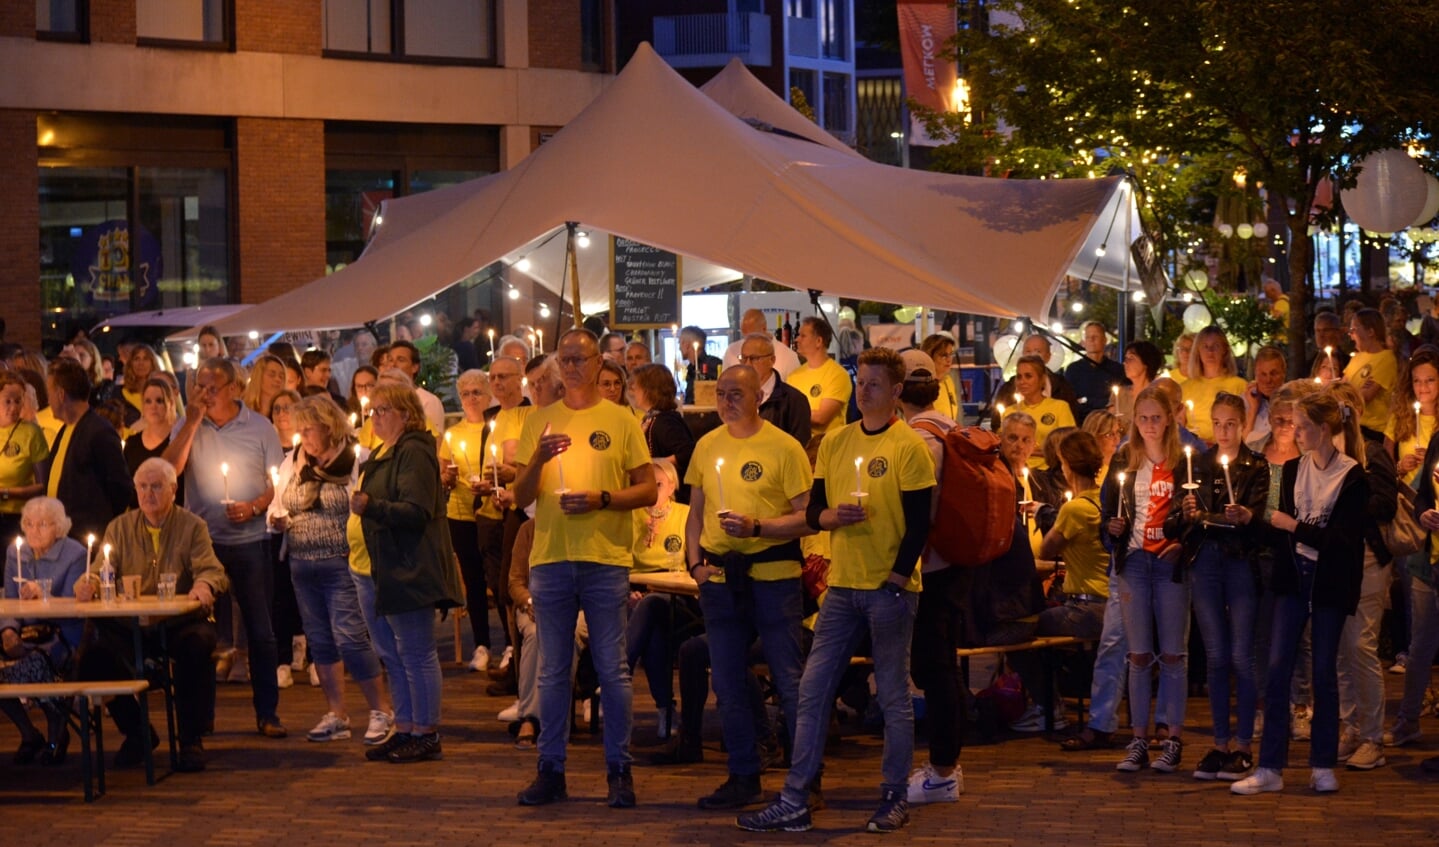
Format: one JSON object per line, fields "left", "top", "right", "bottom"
{"left": 1170, "top": 445, "right": 1270, "bottom": 562}
{"left": 642, "top": 409, "right": 696, "bottom": 502}
{"left": 1359, "top": 434, "right": 1398, "bottom": 565}
{"left": 358, "top": 429, "right": 463, "bottom": 617}
{"left": 1413, "top": 430, "right": 1439, "bottom": 586}
{"left": 1064, "top": 355, "right": 1128, "bottom": 420}
{"left": 45, "top": 407, "right": 135, "bottom": 543}
{"left": 759, "top": 379, "right": 812, "bottom": 448}
{"left": 1260, "top": 457, "right": 1368, "bottom": 614}
{"left": 1099, "top": 444, "right": 1183, "bottom": 576}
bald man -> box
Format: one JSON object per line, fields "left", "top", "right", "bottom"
{"left": 723, "top": 309, "right": 800, "bottom": 380}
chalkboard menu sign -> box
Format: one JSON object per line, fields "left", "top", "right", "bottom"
{"left": 610, "top": 236, "right": 682, "bottom": 329}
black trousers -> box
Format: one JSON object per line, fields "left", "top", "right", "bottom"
{"left": 77, "top": 616, "right": 218, "bottom": 745}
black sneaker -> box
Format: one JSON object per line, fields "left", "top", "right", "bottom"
{"left": 1116, "top": 737, "right": 1149, "bottom": 772}
{"left": 387, "top": 732, "right": 443, "bottom": 763}
{"left": 113, "top": 726, "right": 160, "bottom": 769}
{"left": 175, "top": 741, "right": 207, "bottom": 773}
{"left": 866, "top": 789, "right": 910, "bottom": 833}
{"left": 607, "top": 765, "right": 636, "bottom": 808}
{"left": 1151, "top": 738, "right": 1183, "bottom": 773}
{"left": 736, "top": 798, "right": 812, "bottom": 832}
{"left": 1193, "top": 747, "right": 1227, "bottom": 780}
{"left": 697, "top": 773, "right": 763, "bottom": 810}
{"left": 518, "top": 762, "right": 568, "bottom": 805}
{"left": 365, "top": 731, "right": 411, "bottom": 762}
{"left": 1218, "top": 750, "right": 1254, "bottom": 781}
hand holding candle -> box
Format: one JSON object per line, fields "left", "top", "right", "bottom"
{"left": 490, "top": 443, "right": 501, "bottom": 490}
{"left": 854, "top": 457, "right": 865, "bottom": 497}
{"left": 1220, "top": 454, "right": 1235, "bottom": 505}
{"left": 220, "top": 461, "right": 230, "bottom": 502}
{"left": 1117, "top": 471, "right": 1128, "bottom": 519}
{"left": 1183, "top": 445, "right": 1198, "bottom": 489}
{"left": 715, "top": 458, "right": 728, "bottom": 512}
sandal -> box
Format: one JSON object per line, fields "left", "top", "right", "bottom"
{"left": 1059, "top": 728, "right": 1113, "bottom": 751}
{"left": 515, "top": 717, "right": 538, "bottom": 750}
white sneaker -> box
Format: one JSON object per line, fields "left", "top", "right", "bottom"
{"left": 276, "top": 665, "right": 294, "bottom": 689}
{"left": 469, "top": 645, "right": 491, "bottom": 673}
{"left": 291, "top": 635, "right": 308, "bottom": 672}
{"left": 1309, "top": 767, "right": 1339, "bottom": 793}
{"left": 1389, "top": 652, "right": 1408, "bottom": 674}
{"left": 498, "top": 645, "right": 514, "bottom": 672}
{"left": 497, "top": 701, "right": 521, "bottom": 723}
{"left": 308, "top": 664, "right": 321, "bottom": 687}
{"left": 363, "top": 710, "right": 394, "bottom": 745}
{"left": 1231, "top": 767, "right": 1284, "bottom": 795}
{"left": 307, "top": 712, "right": 351, "bottom": 742}
{"left": 906, "top": 762, "right": 961, "bottom": 804}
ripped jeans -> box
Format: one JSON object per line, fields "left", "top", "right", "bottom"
{"left": 1116, "top": 549, "right": 1191, "bottom": 736}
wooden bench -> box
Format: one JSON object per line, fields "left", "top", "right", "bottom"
{"left": 0, "top": 679, "right": 151, "bottom": 802}
{"left": 956, "top": 636, "right": 1098, "bottom": 733}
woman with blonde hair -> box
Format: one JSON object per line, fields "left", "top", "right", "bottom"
{"left": 1081, "top": 409, "right": 1122, "bottom": 481}
{"left": 0, "top": 373, "right": 49, "bottom": 541}
{"left": 123, "top": 377, "right": 180, "bottom": 479}
{"left": 1002, "top": 354, "right": 1075, "bottom": 469}
{"left": 120, "top": 344, "right": 162, "bottom": 427}
{"left": 1184, "top": 326, "right": 1248, "bottom": 444}
{"left": 626, "top": 457, "right": 692, "bottom": 738}
{"left": 243, "top": 354, "right": 289, "bottom": 418}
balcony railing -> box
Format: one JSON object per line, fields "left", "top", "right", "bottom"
{"left": 654, "top": 12, "right": 771, "bottom": 68}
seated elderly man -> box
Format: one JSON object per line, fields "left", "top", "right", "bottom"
{"left": 74, "top": 458, "right": 229, "bottom": 773}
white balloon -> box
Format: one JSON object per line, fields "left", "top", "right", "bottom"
{"left": 992, "top": 334, "right": 1021, "bottom": 380}
{"left": 1252, "top": 222, "right": 1269, "bottom": 239}
{"left": 1413, "top": 174, "right": 1439, "bottom": 227}
{"left": 1341, "top": 149, "right": 1429, "bottom": 234}
{"left": 1183, "top": 303, "right": 1213, "bottom": 333}
{"left": 1185, "top": 268, "right": 1210, "bottom": 291}
{"left": 837, "top": 306, "right": 856, "bottom": 322}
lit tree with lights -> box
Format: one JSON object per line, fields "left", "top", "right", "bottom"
{"left": 923, "top": 0, "right": 1439, "bottom": 374}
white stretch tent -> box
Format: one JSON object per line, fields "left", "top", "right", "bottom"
{"left": 188, "top": 43, "right": 1139, "bottom": 338}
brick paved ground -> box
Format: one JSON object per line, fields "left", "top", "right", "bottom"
{"left": 3, "top": 636, "right": 1439, "bottom": 845}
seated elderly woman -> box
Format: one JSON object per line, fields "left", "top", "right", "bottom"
{"left": 75, "top": 458, "right": 229, "bottom": 773}
{"left": 1, "top": 497, "right": 87, "bottom": 766}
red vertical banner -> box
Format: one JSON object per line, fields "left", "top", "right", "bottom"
{"left": 897, "top": 1, "right": 959, "bottom": 146}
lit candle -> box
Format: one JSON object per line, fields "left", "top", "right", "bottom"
{"left": 103, "top": 542, "right": 111, "bottom": 568}
{"left": 354, "top": 443, "right": 362, "bottom": 460}
{"left": 13, "top": 536, "right": 22, "bottom": 584}
{"left": 457, "top": 441, "right": 470, "bottom": 475}
{"left": 1416, "top": 401, "right": 1423, "bottom": 428}
{"left": 491, "top": 443, "right": 501, "bottom": 490}
{"left": 1014, "top": 392, "right": 1022, "bottom": 406}
{"left": 487, "top": 328, "right": 496, "bottom": 359}
{"left": 269, "top": 466, "right": 280, "bottom": 489}
{"left": 349, "top": 412, "right": 358, "bottom": 428}
{"left": 715, "top": 458, "right": 727, "bottom": 512}
{"left": 1325, "top": 345, "right": 1335, "bottom": 377}
{"left": 444, "top": 430, "right": 453, "bottom": 452}
{"left": 1220, "top": 453, "right": 1235, "bottom": 504}
{"left": 1111, "top": 384, "right": 1120, "bottom": 408}
{"left": 360, "top": 395, "right": 369, "bottom": 415}
{"left": 292, "top": 432, "right": 301, "bottom": 450}
{"left": 1117, "top": 471, "right": 1128, "bottom": 518}
{"left": 1185, "top": 399, "right": 1194, "bottom": 418}
{"left": 1184, "top": 445, "right": 1194, "bottom": 485}
{"left": 536, "top": 329, "right": 544, "bottom": 354}
{"left": 996, "top": 402, "right": 1006, "bottom": 417}
{"left": 86, "top": 533, "right": 95, "bottom": 566}
{"left": 854, "top": 456, "right": 864, "bottom": 495}
{"left": 1021, "top": 466, "right": 1030, "bottom": 497}
{"left": 220, "top": 461, "right": 230, "bottom": 502}
{"left": 1064, "top": 490, "right": 1074, "bottom": 502}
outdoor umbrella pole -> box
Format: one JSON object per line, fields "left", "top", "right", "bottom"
{"left": 566, "top": 221, "right": 582, "bottom": 329}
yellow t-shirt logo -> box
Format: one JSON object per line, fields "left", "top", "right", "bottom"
{"left": 741, "top": 461, "right": 763, "bottom": 482}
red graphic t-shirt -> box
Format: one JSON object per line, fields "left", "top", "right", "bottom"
{"left": 1127, "top": 459, "right": 1175, "bottom": 555}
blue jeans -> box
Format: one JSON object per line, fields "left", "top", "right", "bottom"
{"left": 1190, "top": 542, "right": 1258, "bottom": 746}
{"left": 1116, "top": 550, "right": 1190, "bottom": 735}
{"left": 1259, "top": 558, "right": 1345, "bottom": 770}
{"left": 699, "top": 578, "right": 804, "bottom": 777}
{"left": 531, "top": 561, "right": 632, "bottom": 770}
{"left": 1398, "top": 574, "right": 1439, "bottom": 723}
{"left": 351, "top": 572, "right": 402, "bottom": 709}
{"left": 385, "top": 606, "right": 443, "bottom": 730}
{"left": 781, "top": 586, "right": 918, "bottom": 806}
{"left": 290, "top": 556, "right": 383, "bottom": 682}
{"left": 1085, "top": 566, "right": 1127, "bottom": 734}
{"left": 214, "top": 541, "right": 279, "bottom": 722}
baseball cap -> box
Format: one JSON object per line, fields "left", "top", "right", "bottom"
{"left": 900, "top": 349, "right": 937, "bottom": 382}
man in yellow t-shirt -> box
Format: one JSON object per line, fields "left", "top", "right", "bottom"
{"left": 740, "top": 348, "right": 935, "bottom": 834}
{"left": 512, "top": 330, "right": 656, "bottom": 808}
{"left": 684, "top": 366, "right": 813, "bottom": 810}
{"left": 786, "top": 317, "right": 852, "bottom": 456}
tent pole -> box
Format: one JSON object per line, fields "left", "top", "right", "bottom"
{"left": 1119, "top": 180, "right": 1132, "bottom": 355}
{"left": 566, "top": 221, "right": 582, "bottom": 329}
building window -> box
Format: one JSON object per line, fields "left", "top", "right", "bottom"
{"left": 323, "top": 0, "right": 497, "bottom": 64}
{"left": 822, "top": 71, "right": 851, "bottom": 135}
{"left": 37, "top": 114, "right": 233, "bottom": 348}
{"left": 790, "top": 68, "right": 817, "bottom": 113}
{"left": 580, "top": 0, "right": 604, "bottom": 71}
{"left": 820, "top": 0, "right": 847, "bottom": 60}
{"left": 136, "top": 0, "right": 228, "bottom": 46}
{"left": 37, "top": 0, "right": 86, "bottom": 40}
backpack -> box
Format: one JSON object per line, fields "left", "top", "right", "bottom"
{"left": 911, "top": 418, "right": 1017, "bottom": 567}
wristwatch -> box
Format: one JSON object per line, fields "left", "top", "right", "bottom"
{"left": 599, "top": 490, "right": 612, "bottom": 510}
{"left": 751, "top": 518, "right": 762, "bottom": 537}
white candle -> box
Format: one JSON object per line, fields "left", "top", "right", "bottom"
{"left": 996, "top": 402, "right": 1006, "bottom": 417}
{"left": 86, "top": 533, "right": 95, "bottom": 566}
{"left": 1325, "top": 345, "right": 1335, "bottom": 377}
{"left": 715, "top": 458, "right": 727, "bottom": 512}
{"left": 1220, "top": 454, "right": 1235, "bottom": 504}
{"left": 1117, "top": 472, "right": 1128, "bottom": 518}
{"left": 491, "top": 443, "right": 501, "bottom": 490}
{"left": 1064, "top": 490, "right": 1074, "bottom": 502}
{"left": 457, "top": 441, "right": 470, "bottom": 475}
{"left": 291, "top": 432, "right": 301, "bottom": 450}
{"left": 487, "top": 328, "right": 495, "bottom": 359}
{"left": 220, "top": 462, "right": 230, "bottom": 502}
{"left": 536, "top": 329, "right": 544, "bottom": 354}
{"left": 1184, "top": 445, "right": 1194, "bottom": 485}
{"left": 269, "top": 466, "right": 280, "bottom": 489}
{"left": 1013, "top": 392, "right": 1022, "bottom": 406}
{"left": 1185, "top": 399, "right": 1194, "bottom": 417}
{"left": 13, "top": 537, "right": 22, "bottom": 583}
{"left": 854, "top": 456, "right": 864, "bottom": 495}
{"left": 1416, "top": 401, "right": 1423, "bottom": 429}
{"left": 360, "top": 395, "right": 369, "bottom": 414}
{"left": 349, "top": 412, "right": 358, "bottom": 428}
{"left": 444, "top": 431, "right": 453, "bottom": 454}
{"left": 103, "top": 542, "right": 111, "bottom": 567}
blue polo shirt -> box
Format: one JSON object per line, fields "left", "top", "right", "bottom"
{"left": 172, "top": 403, "right": 284, "bottom": 545}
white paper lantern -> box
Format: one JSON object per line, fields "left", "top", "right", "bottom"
{"left": 837, "top": 306, "right": 856, "bottom": 323}
{"left": 1217, "top": 223, "right": 1234, "bottom": 238}
{"left": 1413, "top": 174, "right": 1439, "bottom": 227}
{"left": 1182, "top": 303, "right": 1212, "bottom": 333}
{"left": 992, "top": 334, "right": 1021, "bottom": 379}
{"left": 1237, "top": 223, "right": 1255, "bottom": 239}
{"left": 1252, "top": 222, "right": 1270, "bottom": 239}
{"left": 1185, "top": 268, "right": 1210, "bottom": 291}
{"left": 893, "top": 305, "right": 920, "bottom": 324}
{"left": 1340, "top": 148, "right": 1429, "bottom": 234}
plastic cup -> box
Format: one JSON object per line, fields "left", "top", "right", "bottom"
{"left": 37, "top": 578, "right": 52, "bottom": 603}
{"left": 158, "top": 573, "right": 178, "bottom": 601}
{"left": 122, "top": 574, "right": 141, "bottom": 601}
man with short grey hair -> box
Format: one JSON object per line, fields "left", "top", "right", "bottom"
{"left": 723, "top": 309, "right": 800, "bottom": 379}
{"left": 739, "top": 334, "right": 810, "bottom": 447}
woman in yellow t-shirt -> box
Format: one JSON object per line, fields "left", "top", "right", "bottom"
{"left": 1181, "top": 326, "right": 1248, "bottom": 443}
{"left": 119, "top": 344, "right": 162, "bottom": 429}
{"left": 921, "top": 333, "right": 961, "bottom": 422}
{"left": 0, "top": 373, "right": 49, "bottom": 541}
{"left": 1002, "top": 355, "right": 1075, "bottom": 469}
{"left": 625, "top": 459, "right": 694, "bottom": 736}
{"left": 1345, "top": 307, "right": 1399, "bottom": 439}
{"left": 1038, "top": 431, "right": 1109, "bottom": 631}
{"left": 1386, "top": 348, "right": 1439, "bottom": 488}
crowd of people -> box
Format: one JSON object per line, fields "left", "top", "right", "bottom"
{"left": 0, "top": 295, "right": 1438, "bottom": 832}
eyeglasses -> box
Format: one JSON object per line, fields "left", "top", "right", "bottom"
{"left": 272, "top": 404, "right": 294, "bottom": 415}
{"left": 738, "top": 354, "right": 774, "bottom": 364}
{"left": 557, "top": 355, "right": 594, "bottom": 368}
{"left": 1269, "top": 416, "right": 1296, "bottom": 428}
{"left": 370, "top": 405, "right": 395, "bottom": 416}
{"left": 197, "top": 380, "right": 231, "bottom": 394}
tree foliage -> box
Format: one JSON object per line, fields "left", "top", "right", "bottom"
{"left": 922, "top": 0, "right": 1439, "bottom": 374}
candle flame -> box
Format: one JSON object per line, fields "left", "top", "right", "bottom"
{"left": 1220, "top": 454, "right": 1229, "bottom": 467}
{"left": 220, "top": 462, "right": 229, "bottom": 476}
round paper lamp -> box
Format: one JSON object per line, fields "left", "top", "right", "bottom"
{"left": 1341, "top": 149, "right": 1429, "bottom": 234}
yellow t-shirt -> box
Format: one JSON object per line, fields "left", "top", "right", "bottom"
{"left": 440, "top": 419, "right": 491, "bottom": 523}
{"left": 0, "top": 421, "right": 50, "bottom": 514}
{"left": 1020, "top": 472, "right": 1044, "bottom": 559}
{"left": 1052, "top": 488, "right": 1109, "bottom": 598}
{"left": 787, "top": 359, "right": 852, "bottom": 440}
{"left": 347, "top": 445, "right": 386, "bottom": 577}
{"left": 685, "top": 421, "right": 813, "bottom": 582}
{"left": 1345, "top": 349, "right": 1398, "bottom": 434}
{"left": 34, "top": 407, "right": 61, "bottom": 447}
{"left": 518, "top": 399, "right": 651, "bottom": 568}
{"left": 631, "top": 503, "right": 690, "bottom": 573}
{"left": 480, "top": 404, "right": 534, "bottom": 520}
{"left": 1181, "top": 374, "right": 1248, "bottom": 443}
{"left": 45, "top": 423, "right": 78, "bottom": 499}
{"left": 1003, "top": 396, "right": 1075, "bottom": 469}
{"left": 935, "top": 378, "right": 961, "bottom": 422}
{"left": 815, "top": 420, "right": 936, "bottom": 592}
{"left": 1385, "top": 413, "right": 1436, "bottom": 488}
